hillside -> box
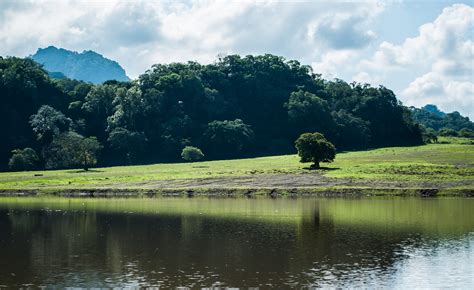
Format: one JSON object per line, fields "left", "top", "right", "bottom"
{"left": 31, "top": 46, "right": 129, "bottom": 83}
{"left": 411, "top": 104, "right": 474, "bottom": 131}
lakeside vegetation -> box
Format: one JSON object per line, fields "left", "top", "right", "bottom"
{"left": 0, "top": 140, "right": 472, "bottom": 195}
{"left": 1, "top": 55, "right": 426, "bottom": 171}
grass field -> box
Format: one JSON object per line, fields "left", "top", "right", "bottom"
{"left": 0, "top": 139, "right": 472, "bottom": 195}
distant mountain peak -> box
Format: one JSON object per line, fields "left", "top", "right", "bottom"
{"left": 31, "top": 46, "right": 130, "bottom": 84}
{"left": 421, "top": 104, "right": 446, "bottom": 117}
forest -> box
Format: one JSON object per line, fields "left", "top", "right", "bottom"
{"left": 0, "top": 54, "right": 456, "bottom": 171}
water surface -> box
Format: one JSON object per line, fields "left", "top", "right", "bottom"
{"left": 0, "top": 197, "right": 473, "bottom": 288}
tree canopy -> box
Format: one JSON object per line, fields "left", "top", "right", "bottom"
{"left": 43, "top": 132, "right": 102, "bottom": 170}
{"left": 0, "top": 54, "right": 427, "bottom": 171}
{"left": 295, "top": 133, "right": 336, "bottom": 169}
{"left": 8, "top": 148, "right": 39, "bottom": 171}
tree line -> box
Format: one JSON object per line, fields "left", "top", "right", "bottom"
{"left": 410, "top": 104, "right": 474, "bottom": 142}
{"left": 1, "top": 54, "right": 425, "bottom": 171}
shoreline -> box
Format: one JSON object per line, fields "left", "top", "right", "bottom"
{"left": 1, "top": 143, "right": 472, "bottom": 198}
{"left": 0, "top": 186, "right": 472, "bottom": 198}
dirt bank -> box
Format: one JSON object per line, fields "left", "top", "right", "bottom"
{"left": 0, "top": 172, "right": 472, "bottom": 197}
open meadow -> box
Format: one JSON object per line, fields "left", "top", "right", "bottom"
{"left": 0, "top": 138, "right": 472, "bottom": 196}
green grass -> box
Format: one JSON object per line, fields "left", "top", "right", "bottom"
{"left": 0, "top": 154, "right": 302, "bottom": 190}
{"left": 437, "top": 136, "right": 474, "bottom": 145}
{"left": 325, "top": 142, "right": 474, "bottom": 182}
{"left": 0, "top": 140, "right": 472, "bottom": 192}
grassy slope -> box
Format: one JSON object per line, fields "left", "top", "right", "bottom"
{"left": 0, "top": 140, "right": 472, "bottom": 192}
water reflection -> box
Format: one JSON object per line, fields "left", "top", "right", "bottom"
{"left": 0, "top": 197, "right": 473, "bottom": 288}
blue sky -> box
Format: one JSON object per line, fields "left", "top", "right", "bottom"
{"left": 0, "top": 0, "right": 473, "bottom": 117}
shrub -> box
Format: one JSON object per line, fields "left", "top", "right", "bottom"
{"left": 181, "top": 146, "right": 204, "bottom": 162}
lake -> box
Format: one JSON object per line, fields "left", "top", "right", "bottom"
{"left": 0, "top": 196, "right": 473, "bottom": 288}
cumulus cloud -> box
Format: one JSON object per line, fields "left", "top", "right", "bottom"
{"left": 0, "top": 0, "right": 384, "bottom": 78}
{"left": 356, "top": 4, "right": 474, "bottom": 117}
{"left": 0, "top": 1, "right": 471, "bottom": 117}
{"left": 308, "top": 13, "right": 378, "bottom": 50}
{"left": 402, "top": 70, "right": 473, "bottom": 118}
{"left": 311, "top": 50, "right": 360, "bottom": 80}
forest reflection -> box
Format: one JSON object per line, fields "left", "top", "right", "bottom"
{"left": 0, "top": 197, "right": 472, "bottom": 288}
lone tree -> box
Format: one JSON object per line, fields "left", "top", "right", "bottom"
{"left": 181, "top": 146, "right": 204, "bottom": 162}
{"left": 295, "top": 132, "right": 336, "bottom": 169}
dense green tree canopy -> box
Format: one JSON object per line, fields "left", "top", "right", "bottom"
{"left": 438, "top": 128, "right": 458, "bottom": 137}
{"left": 107, "top": 127, "right": 147, "bottom": 164}
{"left": 30, "top": 105, "right": 71, "bottom": 142}
{"left": 8, "top": 148, "right": 39, "bottom": 171}
{"left": 295, "top": 133, "right": 336, "bottom": 169}
{"left": 411, "top": 105, "right": 473, "bottom": 132}
{"left": 286, "top": 90, "right": 333, "bottom": 138}
{"left": 43, "top": 132, "right": 102, "bottom": 170}
{"left": 459, "top": 128, "right": 474, "bottom": 138}
{"left": 1, "top": 54, "right": 427, "bottom": 171}
{"left": 203, "top": 119, "right": 255, "bottom": 159}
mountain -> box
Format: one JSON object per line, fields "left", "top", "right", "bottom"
{"left": 31, "top": 46, "right": 130, "bottom": 84}
{"left": 421, "top": 104, "right": 446, "bottom": 117}
{"left": 411, "top": 104, "right": 473, "bottom": 131}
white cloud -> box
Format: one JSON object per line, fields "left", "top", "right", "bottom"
{"left": 311, "top": 50, "right": 359, "bottom": 80}
{"left": 0, "top": 0, "right": 384, "bottom": 78}
{"left": 307, "top": 11, "right": 379, "bottom": 50}
{"left": 356, "top": 4, "right": 474, "bottom": 117}
{"left": 0, "top": 1, "right": 472, "bottom": 118}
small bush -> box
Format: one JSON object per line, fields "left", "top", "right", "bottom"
{"left": 181, "top": 146, "right": 204, "bottom": 162}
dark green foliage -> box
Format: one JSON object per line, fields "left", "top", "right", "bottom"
{"left": 0, "top": 57, "right": 69, "bottom": 170}
{"left": 8, "top": 148, "right": 39, "bottom": 171}
{"left": 332, "top": 110, "right": 370, "bottom": 150}
{"left": 43, "top": 132, "right": 102, "bottom": 170}
{"left": 0, "top": 54, "right": 426, "bottom": 170}
{"left": 181, "top": 146, "right": 204, "bottom": 162}
{"left": 411, "top": 105, "right": 473, "bottom": 131}
{"left": 286, "top": 90, "right": 333, "bottom": 137}
{"left": 458, "top": 128, "right": 474, "bottom": 138}
{"left": 107, "top": 128, "right": 147, "bottom": 164}
{"left": 421, "top": 127, "right": 438, "bottom": 143}
{"left": 438, "top": 128, "right": 458, "bottom": 137}
{"left": 30, "top": 105, "right": 71, "bottom": 142}
{"left": 349, "top": 85, "right": 422, "bottom": 147}
{"left": 295, "top": 133, "right": 336, "bottom": 168}
{"left": 203, "top": 119, "right": 255, "bottom": 159}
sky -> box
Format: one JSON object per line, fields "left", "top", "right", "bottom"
{"left": 1, "top": 0, "right": 473, "bottom": 118}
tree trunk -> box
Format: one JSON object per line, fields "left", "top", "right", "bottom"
{"left": 83, "top": 151, "right": 88, "bottom": 171}
{"left": 311, "top": 162, "right": 320, "bottom": 169}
